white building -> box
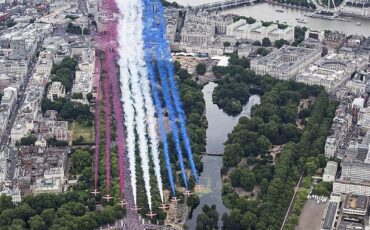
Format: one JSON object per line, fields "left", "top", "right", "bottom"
{"left": 31, "top": 177, "right": 62, "bottom": 194}
{"left": 346, "top": 78, "right": 367, "bottom": 95}
{"left": 333, "top": 181, "right": 370, "bottom": 196}
{"left": 325, "top": 136, "right": 337, "bottom": 158}
{"left": 36, "top": 51, "right": 53, "bottom": 75}
{"left": 323, "top": 161, "right": 338, "bottom": 182}
{"left": 0, "top": 59, "right": 28, "bottom": 76}
{"left": 1, "top": 86, "right": 17, "bottom": 111}
{"left": 44, "top": 167, "right": 64, "bottom": 181}
{"left": 226, "top": 19, "right": 294, "bottom": 44}
{"left": 297, "top": 53, "right": 368, "bottom": 93}
{"left": 47, "top": 81, "right": 66, "bottom": 101}
{"left": 10, "top": 118, "right": 34, "bottom": 145}
{"left": 250, "top": 45, "right": 321, "bottom": 80}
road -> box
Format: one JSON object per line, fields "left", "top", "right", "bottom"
{"left": 0, "top": 43, "right": 42, "bottom": 183}
{"left": 280, "top": 171, "right": 304, "bottom": 230}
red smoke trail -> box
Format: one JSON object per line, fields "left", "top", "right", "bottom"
{"left": 93, "top": 50, "right": 101, "bottom": 189}
{"left": 103, "top": 50, "right": 112, "bottom": 193}
{"left": 100, "top": 0, "right": 123, "bottom": 196}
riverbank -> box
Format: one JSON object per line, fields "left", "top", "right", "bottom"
{"left": 266, "top": 1, "right": 314, "bottom": 12}
{"left": 220, "top": 2, "right": 370, "bottom": 36}
{"left": 267, "top": 1, "right": 370, "bottom": 20}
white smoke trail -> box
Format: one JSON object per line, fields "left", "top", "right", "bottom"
{"left": 135, "top": 0, "right": 164, "bottom": 203}
{"left": 117, "top": 2, "right": 137, "bottom": 205}
{"left": 117, "top": 0, "right": 153, "bottom": 210}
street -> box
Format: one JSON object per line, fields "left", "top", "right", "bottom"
{"left": 0, "top": 43, "right": 42, "bottom": 183}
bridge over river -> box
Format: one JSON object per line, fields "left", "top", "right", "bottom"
{"left": 193, "top": 0, "right": 260, "bottom": 11}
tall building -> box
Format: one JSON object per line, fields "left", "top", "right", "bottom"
{"left": 10, "top": 37, "right": 27, "bottom": 60}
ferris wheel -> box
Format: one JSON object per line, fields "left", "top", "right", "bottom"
{"left": 309, "top": 0, "right": 348, "bottom": 14}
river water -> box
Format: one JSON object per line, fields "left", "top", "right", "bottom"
{"left": 173, "top": 1, "right": 370, "bottom": 36}
{"left": 185, "top": 82, "right": 260, "bottom": 229}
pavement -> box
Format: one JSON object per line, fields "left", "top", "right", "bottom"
{"left": 296, "top": 199, "right": 327, "bottom": 230}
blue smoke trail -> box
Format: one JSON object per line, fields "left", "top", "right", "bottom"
{"left": 155, "top": 0, "right": 199, "bottom": 182}
{"left": 142, "top": 0, "right": 187, "bottom": 192}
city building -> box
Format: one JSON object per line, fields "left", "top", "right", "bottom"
{"left": 325, "top": 136, "right": 337, "bottom": 158}
{"left": 333, "top": 160, "right": 370, "bottom": 196}
{"left": 296, "top": 53, "right": 368, "bottom": 93}
{"left": 37, "top": 120, "right": 69, "bottom": 141}
{"left": 0, "top": 150, "right": 7, "bottom": 184}
{"left": 35, "top": 50, "right": 53, "bottom": 75}
{"left": 321, "top": 200, "right": 340, "bottom": 230}
{"left": 226, "top": 19, "right": 294, "bottom": 44}
{"left": 323, "top": 161, "right": 338, "bottom": 182}
{"left": 47, "top": 81, "right": 66, "bottom": 101}
{"left": 15, "top": 146, "right": 68, "bottom": 195}
{"left": 164, "top": 7, "right": 180, "bottom": 44}
{"left": 305, "top": 30, "right": 325, "bottom": 43}
{"left": 179, "top": 10, "right": 233, "bottom": 52}
{"left": 325, "top": 31, "right": 347, "bottom": 49}
{"left": 250, "top": 45, "right": 321, "bottom": 80}
{"left": 0, "top": 187, "right": 21, "bottom": 203}
{"left": 346, "top": 71, "right": 370, "bottom": 96}
{"left": 342, "top": 194, "right": 369, "bottom": 216}
{"left": 31, "top": 177, "right": 62, "bottom": 194}
{"left": 10, "top": 118, "right": 34, "bottom": 145}
{"left": 0, "top": 59, "right": 28, "bottom": 76}
{"left": 10, "top": 36, "right": 27, "bottom": 60}
{"left": 1, "top": 86, "right": 17, "bottom": 111}
{"left": 334, "top": 181, "right": 370, "bottom": 197}
{"left": 324, "top": 103, "right": 353, "bottom": 159}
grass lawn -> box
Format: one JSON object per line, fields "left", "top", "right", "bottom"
{"left": 70, "top": 121, "right": 94, "bottom": 143}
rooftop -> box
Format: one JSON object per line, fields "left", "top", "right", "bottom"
{"left": 324, "top": 161, "right": 338, "bottom": 177}
{"left": 344, "top": 194, "right": 368, "bottom": 211}
{"left": 322, "top": 201, "right": 339, "bottom": 230}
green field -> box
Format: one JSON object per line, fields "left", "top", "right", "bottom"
{"left": 70, "top": 122, "right": 94, "bottom": 143}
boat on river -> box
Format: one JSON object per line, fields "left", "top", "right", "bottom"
{"left": 296, "top": 18, "right": 307, "bottom": 24}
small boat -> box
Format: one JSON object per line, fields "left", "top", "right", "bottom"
{"left": 296, "top": 18, "right": 307, "bottom": 24}
{"left": 276, "top": 9, "right": 284, "bottom": 13}
{"left": 356, "top": 21, "right": 361, "bottom": 26}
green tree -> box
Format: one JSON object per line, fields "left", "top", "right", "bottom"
{"left": 17, "top": 135, "right": 37, "bottom": 146}
{"left": 72, "top": 93, "right": 83, "bottom": 99}
{"left": 71, "top": 149, "right": 92, "bottom": 174}
{"left": 256, "top": 47, "right": 269, "bottom": 56}
{"left": 196, "top": 205, "right": 219, "bottom": 230}
{"left": 274, "top": 39, "right": 290, "bottom": 48}
{"left": 223, "top": 41, "right": 231, "bottom": 47}
{"left": 196, "top": 63, "right": 207, "bottom": 75}
{"left": 241, "top": 212, "right": 257, "bottom": 229}
{"left": 262, "top": 37, "right": 271, "bottom": 47}
{"left": 40, "top": 208, "right": 56, "bottom": 227}
{"left": 28, "top": 215, "right": 46, "bottom": 230}
{"left": 252, "top": 41, "right": 261, "bottom": 46}
{"left": 0, "top": 194, "right": 14, "bottom": 214}
{"left": 86, "top": 93, "right": 93, "bottom": 103}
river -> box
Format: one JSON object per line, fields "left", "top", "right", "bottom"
{"left": 185, "top": 82, "right": 260, "bottom": 229}
{"left": 173, "top": 1, "right": 370, "bottom": 36}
